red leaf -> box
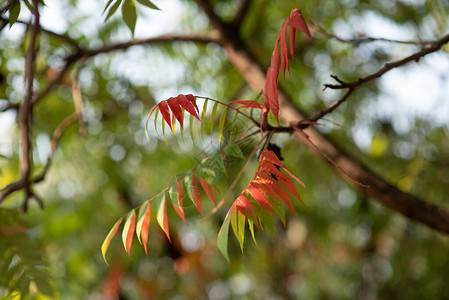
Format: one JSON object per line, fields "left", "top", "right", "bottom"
{"left": 140, "top": 203, "right": 151, "bottom": 255}
{"left": 259, "top": 161, "right": 304, "bottom": 206}
{"left": 185, "top": 94, "right": 199, "bottom": 114}
{"left": 172, "top": 180, "right": 186, "bottom": 223}
{"left": 261, "top": 150, "right": 306, "bottom": 188}
{"left": 158, "top": 194, "right": 171, "bottom": 243}
{"left": 246, "top": 185, "right": 272, "bottom": 212}
{"left": 177, "top": 94, "right": 200, "bottom": 120}
{"left": 279, "top": 23, "right": 290, "bottom": 77}
{"left": 228, "top": 100, "right": 262, "bottom": 109}
{"left": 167, "top": 97, "right": 184, "bottom": 129}
{"left": 199, "top": 176, "right": 216, "bottom": 205}
{"left": 235, "top": 195, "right": 258, "bottom": 224}
{"left": 158, "top": 100, "right": 172, "bottom": 130}
{"left": 255, "top": 171, "right": 295, "bottom": 214}
{"left": 191, "top": 171, "right": 202, "bottom": 217}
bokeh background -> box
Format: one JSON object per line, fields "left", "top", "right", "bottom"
{"left": 1, "top": 0, "right": 449, "bottom": 299}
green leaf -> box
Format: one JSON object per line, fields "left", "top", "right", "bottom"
{"left": 9, "top": 1, "right": 21, "bottom": 28}
{"left": 153, "top": 105, "right": 160, "bottom": 136}
{"left": 218, "top": 106, "right": 229, "bottom": 146}
{"left": 156, "top": 192, "right": 171, "bottom": 242}
{"left": 210, "top": 101, "right": 219, "bottom": 136}
{"left": 201, "top": 98, "right": 208, "bottom": 140}
{"left": 209, "top": 152, "right": 227, "bottom": 174}
{"left": 103, "top": 0, "right": 115, "bottom": 14}
{"left": 101, "top": 217, "right": 123, "bottom": 265}
{"left": 136, "top": 0, "right": 160, "bottom": 10}
{"left": 182, "top": 175, "right": 194, "bottom": 204}
{"left": 105, "top": 0, "right": 123, "bottom": 21}
{"left": 198, "top": 165, "right": 216, "bottom": 185}
{"left": 122, "top": 0, "right": 137, "bottom": 35}
{"left": 136, "top": 200, "right": 149, "bottom": 244}
{"left": 217, "top": 206, "right": 233, "bottom": 262}
{"left": 248, "top": 219, "right": 257, "bottom": 244}
{"left": 223, "top": 144, "right": 245, "bottom": 159}
{"left": 189, "top": 113, "right": 195, "bottom": 145}
{"left": 231, "top": 209, "right": 245, "bottom": 251}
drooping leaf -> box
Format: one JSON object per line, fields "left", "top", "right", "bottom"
{"left": 103, "top": 0, "right": 115, "bottom": 14}
{"left": 199, "top": 176, "right": 216, "bottom": 205}
{"left": 158, "top": 100, "right": 172, "bottom": 130}
{"left": 198, "top": 164, "right": 216, "bottom": 185}
{"left": 185, "top": 94, "right": 199, "bottom": 114}
{"left": 231, "top": 208, "right": 246, "bottom": 251}
{"left": 136, "top": 0, "right": 160, "bottom": 10}
{"left": 105, "top": 0, "right": 123, "bottom": 21}
{"left": 218, "top": 106, "right": 229, "bottom": 146}
{"left": 259, "top": 160, "right": 304, "bottom": 206}
{"left": 217, "top": 205, "right": 234, "bottom": 262}
{"left": 189, "top": 113, "right": 195, "bottom": 145}
{"left": 136, "top": 198, "right": 153, "bottom": 254}
{"left": 235, "top": 195, "right": 258, "bottom": 226}
{"left": 122, "top": 209, "right": 136, "bottom": 257}
{"left": 191, "top": 171, "right": 203, "bottom": 216}
{"left": 246, "top": 185, "right": 272, "bottom": 212}
{"left": 201, "top": 98, "right": 208, "bottom": 139}
{"left": 101, "top": 217, "right": 123, "bottom": 265}
{"left": 167, "top": 97, "right": 184, "bottom": 129}
{"left": 156, "top": 193, "right": 171, "bottom": 242}
{"left": 255, "top": 171, "right": 295, "bottom": 214}
{"left": 178, "top": 94, "right": 200, "bottom": 120}
{"left": 122, "top": 0, "right": 137, "bottom": 35}
{"left": 153, "top": 105, "right": 160, "bottom": 136}
{"left": 261, "top": 150, "right": 305, "bottom": 188}
{"left": 9, "top": 1, "right": 21, "bottom": 28}
{"left": 210, "top": 101, "right": 219, "bottom": 135}
{"left": 169, "top": 181, "right": 186, "bottom": 223}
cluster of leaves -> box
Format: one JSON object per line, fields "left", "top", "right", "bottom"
{"left": 102, "top": 143, "right": 246, "bottom": 264}
{"left": 102, "top": 8, "right": 312, "bottom": 264}
{"left": 103, "top": 0, "right": 160, "bottom": 35}
{"left": 262, "top": 8, "right": 313, "bottom": 125}
{"left": 146, "top": 93, "right": 262, "bottom": 145}
{"left": 217, "top": 149, "right": 306, "bottom": 261}
{"left": 0, "top": 209, "right": 54, "bottom": 299}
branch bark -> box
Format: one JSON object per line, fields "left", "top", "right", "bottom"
{"left": 194, "top": 0, "right": 449, "bottom": 234}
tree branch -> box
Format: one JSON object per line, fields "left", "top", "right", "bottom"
{"left": 310, "top": 22, "right": 436, "bottom": 46}
{"left": 324, "top": 33, "right": 449, "bottom": 90}
{"left": 18, "top": 0, "right": 40, "bottom": 211}
{"left": 195, "top": 3, "right": 449, "bottom": 234}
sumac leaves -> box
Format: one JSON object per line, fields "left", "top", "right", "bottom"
{"left": 218, "top": 150, "right": 305, "bottom": 261}
{"left": 263, "top": 9, "right": 313, "bottom": 125}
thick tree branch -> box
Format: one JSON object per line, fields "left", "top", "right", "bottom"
{"left": 194, "top": 1, "right": 449, "bottom": 234}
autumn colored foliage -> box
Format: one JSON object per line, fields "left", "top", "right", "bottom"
{"left": 102, "top": 8, "right": 312, "bottom": 263}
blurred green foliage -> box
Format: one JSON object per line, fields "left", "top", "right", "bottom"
{"left": 1, "top": 0, "right": 449, "bottom": 299}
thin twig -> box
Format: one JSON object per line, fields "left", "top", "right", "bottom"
{"left": 310, "top": 22, "right": 435, "bottom": 46}
{"left": 324, "top": 33, "right": 449, "bottom": 90}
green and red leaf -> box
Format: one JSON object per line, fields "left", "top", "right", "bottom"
{"left": 191, "top": 171, "right": 203, "bottom": 217}
{"left": 122, "top": 209, "right": 136, "bottom": 257}
{"left": 102, "top": 217, "right": 123, "bottom": 265}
